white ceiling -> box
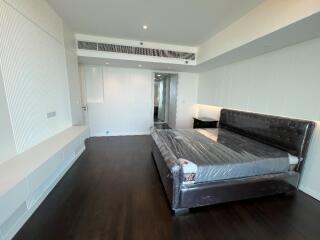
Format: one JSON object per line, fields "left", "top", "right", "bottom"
{"left": 78, "top": 11, "right": 320, "bottom": 73}
{"left": 48, "top": 0, "right": 263, "bottom": 46}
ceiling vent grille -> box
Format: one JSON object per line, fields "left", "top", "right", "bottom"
{"left": 78, "top": 41, "right": 196, "bottom": 60}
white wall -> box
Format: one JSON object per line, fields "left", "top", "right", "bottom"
{"left": 0, "top": 0, "right": 72, "bottom": 153}
{"left": 197, "top": 37, "right": 320, "bottom": 200}
{"left": 63, "top": 24, "right": 83, "bottom": 125}
{"left": 80, "top": 66, "right": 153, "bottom": 136}
{"left": 176, "top": 73, "right": 199, "bottom": 129}
{"left": 80, "top": 66, "right": 199, "bottom": 134}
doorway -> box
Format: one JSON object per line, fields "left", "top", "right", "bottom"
{"left": 153, "top": 73, "right": 178, "bottom": 129}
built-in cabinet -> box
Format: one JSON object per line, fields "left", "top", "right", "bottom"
{"left": 0, "top": 127, "right": 89, "bottom": 240}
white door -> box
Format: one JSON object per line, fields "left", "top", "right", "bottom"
{"left": 80, "top": 65, "right": 88, "bottom": 125}
{"left": 80, "top": 65, "right": 104, "bottom": 126}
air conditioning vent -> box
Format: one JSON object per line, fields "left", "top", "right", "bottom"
{"left": 78, "top": 41, "right": 196, "bottom": 61}
{"left": 78, "top": 41, "right": 98, "bottom": 50}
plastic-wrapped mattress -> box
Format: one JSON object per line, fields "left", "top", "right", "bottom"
{"left": 152, "top": 128, "right": 291, "bottom": 184}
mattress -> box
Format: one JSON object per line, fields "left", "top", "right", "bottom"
{"left": 152, "top": 128, "right": 294, "bottom": 184}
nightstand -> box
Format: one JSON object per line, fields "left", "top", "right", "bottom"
{"left": 193, "top": 117, "right": 218, "bottom": 129}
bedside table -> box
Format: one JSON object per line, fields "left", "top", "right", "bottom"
{"left": 193, "top": 117, "right": 218, "bottom": 129}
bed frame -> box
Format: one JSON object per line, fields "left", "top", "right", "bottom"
{"left": 151, "top": 109, "right": 315, "bottom": 213}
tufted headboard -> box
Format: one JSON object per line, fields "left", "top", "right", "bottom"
{"left": 219, "top": 109, "right": 315, "bottom": 167}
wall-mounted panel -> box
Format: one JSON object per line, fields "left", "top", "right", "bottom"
{"left": 0, "top": 2, "right": 71, "bottom": 153}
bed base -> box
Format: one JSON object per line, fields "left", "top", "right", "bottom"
{"left": 152, "top": 140, "right": 300, "bottom": 213}
{"left": 173, "top": 208, "right": 190, "bottom": 215}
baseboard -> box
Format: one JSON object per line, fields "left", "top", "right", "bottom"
{"left": 299, "top": 185, "right": 320, "bottom": 201}
{"left": 5, "top": 147, "right": 86, "bottom": 240}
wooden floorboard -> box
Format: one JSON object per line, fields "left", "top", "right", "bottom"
{"left": 14, "top": 135, "right": 320, "bottom": 240}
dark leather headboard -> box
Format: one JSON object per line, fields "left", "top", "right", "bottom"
{"left": 219, "top": 109, "right": 315, "bottom": 163}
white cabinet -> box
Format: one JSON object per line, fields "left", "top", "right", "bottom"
{"left": 0, "top": 126, "right": 89, "bottom": 240}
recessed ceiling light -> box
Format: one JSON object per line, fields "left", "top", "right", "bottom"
{"left": 105, "top": 62, "right": 109, "bottom": 65}
{"left": 143, "top": 25, "right": 148, "bottom": 30}
{"left": 138, "top": 64, "right": 142, "bottom": 67}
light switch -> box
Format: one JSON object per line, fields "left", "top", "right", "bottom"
{"left": 46, "top": 111, "right": 56, "bottom": 119}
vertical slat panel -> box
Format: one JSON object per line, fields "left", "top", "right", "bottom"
{"left": 0, "top": 51, "right": 16, "bottom": 163}
{"left": 4, "top": 0, "right": 64, "bottom": 43}
{"left": 0, "top": 2, "right": 71, "bottom": 153}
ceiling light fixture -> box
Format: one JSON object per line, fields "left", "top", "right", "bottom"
{"left": 105, "top": 62, "right": 109, "bottom": 65}
{"left": 157, "top": 74, "right": 161, "bottom": 77}
{"left": 143, "top": 25, "right": 148, "bottom": 30}
{"left": 138, "top": 64, "right": 142, "bottom": 67}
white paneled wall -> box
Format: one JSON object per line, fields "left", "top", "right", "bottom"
{"left": 4, "top": 0, "right": 64, "bottom": 43}
{"left": 0, "top": 68, "right": 16, "bottom": 163}
{"left": 176, "top": 73, "right": 199, "bottom": 129}
{"left": 0, "top": 1, "right": 71, "bottom": 153}
{"left": 198, "top": 37, "right": 320, "bottom": 200}
{"left": 63, "top": 23, "right": 83, "bottom": 125}
{"left": 80, "top": 66, "right": 153, "bottom": 136}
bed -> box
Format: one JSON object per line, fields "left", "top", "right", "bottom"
{"left": 151, "top": 109, "right": 315, "bottom": 213}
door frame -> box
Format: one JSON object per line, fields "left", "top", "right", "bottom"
{"left": 79, "top": 64, "right": 89, "bottom": 125}
{"left": 151, "top": 71, "right": 179, "bottom": 126}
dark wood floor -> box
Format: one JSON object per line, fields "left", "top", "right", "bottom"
{"left": 14, "top": 136, "right": 320, "bottom": 240}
